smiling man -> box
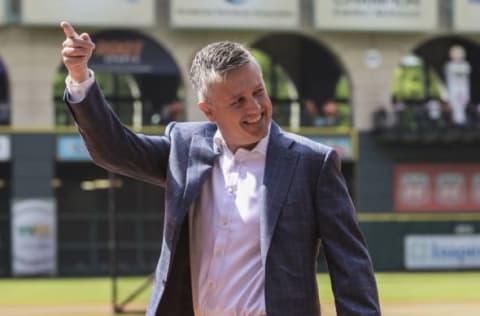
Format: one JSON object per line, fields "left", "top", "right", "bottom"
{"left": 192, "top": 42, "right": 273, "bottom": 152}
{"left": 61, "top": 21, "right": 381, "bottom": 316}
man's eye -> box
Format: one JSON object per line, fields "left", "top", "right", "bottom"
{"left": 231, "top": 98, "right": 244, "bottom": 108}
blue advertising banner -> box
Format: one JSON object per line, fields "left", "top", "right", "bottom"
{"left": 57, "top": 135, "right": 91, "bottom": 161}
{"left": 405, "top": 235, "right": 480, "bottom": 270}
{"left": 307, "top": 135, "right": 355, "bottom": 161}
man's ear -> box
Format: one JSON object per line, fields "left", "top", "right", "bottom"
{"left": 198, "top": 102, "right": 215, "bottom": 122}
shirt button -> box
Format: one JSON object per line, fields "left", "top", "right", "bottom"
{"left": 227, "top": 186, "right": 234, "bottom": 194}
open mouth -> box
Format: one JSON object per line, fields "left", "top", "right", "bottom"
{"left": 243, "top": 112, "right": 264, "bottom": 125}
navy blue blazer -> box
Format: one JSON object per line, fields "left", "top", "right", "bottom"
{"left": 66, "top": 83, "right": 380, "bottom": 316}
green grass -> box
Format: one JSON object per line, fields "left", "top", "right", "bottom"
{"left": 0, "top": 272, "right": 479, "bottom": 306}
{"left": 0, "top": 277, "right": 152, "bottom": 305}
{"left": 317, "top": 272, "right": 480, "bottom": 304}
{"left": 375, "top": 272, "right": 480, "bottom": 302}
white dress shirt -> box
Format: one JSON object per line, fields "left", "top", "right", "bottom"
{"left": 64, "top": 70, "right": 95, "bottom": 103}
{"left": 189, "top": 129, "right": 269, "bottom": 316}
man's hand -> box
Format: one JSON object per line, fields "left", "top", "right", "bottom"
{"left": 61, "top": 21, "right": 95, "bottom": 83}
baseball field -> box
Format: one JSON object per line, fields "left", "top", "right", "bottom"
{"left": 0, "top": 272, "right": 479, "bottom": 315}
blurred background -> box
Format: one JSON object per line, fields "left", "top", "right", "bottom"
{"left": 0, "top": 0, "right": 479, "bottom": 315}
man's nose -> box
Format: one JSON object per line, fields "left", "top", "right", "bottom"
{"left": 245, "top": 96, "right": 261, "bottom": 113}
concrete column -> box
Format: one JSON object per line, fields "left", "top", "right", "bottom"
{"left": 0, "top": 28, "right": 61, "bottom": 127}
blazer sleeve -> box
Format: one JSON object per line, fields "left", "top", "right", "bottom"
{"left": 315, "top": 149, "right": 381, "bottom": 315}
{"left": 64, "top": 82, "right": 171, "bottom": 187}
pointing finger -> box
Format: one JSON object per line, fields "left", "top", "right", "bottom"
{"left": 60, "top": 21, "right": 78, "bottom": 39}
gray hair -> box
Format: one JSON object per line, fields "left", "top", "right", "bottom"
{"left": 190, "top": 41, "right": 255, "bottom": 102}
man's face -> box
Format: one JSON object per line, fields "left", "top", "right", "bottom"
{"left": 198, "top": 61, "right": 273, "bottom": 152}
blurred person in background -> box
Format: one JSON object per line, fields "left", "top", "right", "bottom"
{"left": 61, "top": 21, "right": 380, "bottom": 316}
{"left": 445, "top": 45, "right": 471, "bottom": 126}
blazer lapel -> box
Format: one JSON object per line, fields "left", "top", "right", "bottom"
{"left": 182, "top": 125, "right": 219, "bottom": 217}
{"left": 261, "top": 123, "right": 299, "bottom": 264}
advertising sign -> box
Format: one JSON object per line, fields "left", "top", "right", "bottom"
{"left": 21, "top": 0, "right": 155, "bottom": 26}
{"left": 0, "top": 135, "right": 10, "bottom": 161}
{"left": 88, "top": 30, "right": 180, "bottom": 75}
{"left": 57, "top": 135, "right": 91, "bottom": 161}
{"left": 395, "top": 164, "right": 480, "bottom": 212}
{"left": 314, "top": 0, "right": 437, "bottom": 31}
{"left": 396, "top": 171, "right": 431, "bottom": 207}
{"left": 12, "top": 199, "right": 57, "bottom": 276}
{"left": 405, "top": 235, "right": 480, "bottom": 270}
{"left": 0, "top": 0, "right": 6, "bottom": 25}
{"left": 170, "top": 0, "right": 299, "bottom": 29}
{"left": 453, "top": 0, "right": 480, "bottom": 32}
{"left": 308, "top": 135, "right": 355, "bottom": 161}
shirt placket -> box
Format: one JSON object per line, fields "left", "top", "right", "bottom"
{"left": 203, "top": 154, "right": 238, "bottom": 315}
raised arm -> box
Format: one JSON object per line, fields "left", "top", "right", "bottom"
{"left": 60, "top": 22, "right": 171, "bottom": 187}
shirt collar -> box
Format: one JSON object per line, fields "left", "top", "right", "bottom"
{"left": 213, "top": 123, "right": 271, "bottom": 156}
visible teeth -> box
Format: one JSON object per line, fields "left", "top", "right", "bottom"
{"left": 245, "top": 115, "right": 262, "bottom": 124}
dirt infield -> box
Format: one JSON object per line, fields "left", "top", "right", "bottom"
{"left": 380, "top": 302, "right": 480, "bottom": 316}
{"left": 1, "top": 301, "right": 480, "bottom": 316}
{"left": 0, "top": 304, "right": 110, "bottom": 316}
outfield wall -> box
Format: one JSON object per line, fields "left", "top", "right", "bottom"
{"left": 356, "top": 132, "right": 480, "bottom": 271}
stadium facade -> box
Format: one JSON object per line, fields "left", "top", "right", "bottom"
{"left": 1, "top": 0, "right": 480, "bottom": 276}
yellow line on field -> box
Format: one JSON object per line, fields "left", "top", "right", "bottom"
{"left": 358, "top": 212, "right": 480, "bottom": 222}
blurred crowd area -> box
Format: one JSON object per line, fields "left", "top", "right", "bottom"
{"left": 372, "top": 45, "right": 480, "bottom": 140}
{"left": 373, "top": 98, "right": 480, "bottom": 134}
